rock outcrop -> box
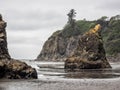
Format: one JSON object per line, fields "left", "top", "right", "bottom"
{"left": 65, "top": 24, "right": 111, "bottom": 69}
{"left": 37, "top": 15, "right": 120, "bottom": 61}
{"left": 0, "top": 14, "right": 37, "bottom": 79}
{"left": 0, "top": 59, "right": 37, "bottom": 79}
{"left": 37, "top": 30, "right": 81, "bottom": 61}
{"left": 0, "top": 14, "right": 11, "bottom": 59}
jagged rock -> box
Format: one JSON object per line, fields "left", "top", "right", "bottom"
{"left": 0, "top": 14, "right": 38, "bottom": 79}
{"left": 0, "top": 59, "right": 37, "bottom": 79}
{"left": 65, "top": 24, "right": 111, "bottom": 69}
{"left": 0, "top": 14, "right": 11, "bottom": 59}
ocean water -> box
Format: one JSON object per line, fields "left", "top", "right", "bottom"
{"left": 24, "top": 60, "right": 120, "bottom": 79}
{"left": 0, "top": 60, "right": 120, "bottom": 90}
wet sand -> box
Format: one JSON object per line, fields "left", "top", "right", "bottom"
{"left": 0, "top": 61, "right": 120, "bottom": 90}
{"left": 0, "top": 78, "right": 120, "bottom": 90}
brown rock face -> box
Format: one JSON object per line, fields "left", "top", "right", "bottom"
{"left": 37, "top": 30, "right": 80, "bottom": 61}
{"left": 65, "top": 24, "right": 111, "bottom": 69}
{"left": 0, "top": 14, "right": 37, "bottom": 79}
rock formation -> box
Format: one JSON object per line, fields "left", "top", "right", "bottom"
{"left": 65, "top": 24, "right": 111, "bottom": 69}
{"left": 0, "top": 59, "right": 37, "bottom": 79}
{"left": 37, "top": 15, "right": 120, "bottom": 61}
{"left": 0, "top": 14, "right": 37, "bottom": 79}
{"left": 0, "top": 14, "right": 11, "bottom": 59}
{"left": 37, "top": 30, "right": 81, "bottom": 61}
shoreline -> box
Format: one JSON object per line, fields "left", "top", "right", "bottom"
{"left": 0, "top": 61, "right": 120, "bottom": 90}
{"left": 0, "top": 78, "right": 120, "bottom": 90}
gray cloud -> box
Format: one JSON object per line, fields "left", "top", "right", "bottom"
{"left": 6, "top": 10, "right": 65, "bottom": 30}
{"left": 96, "top": 0, "right": 120, "bottom": 10}
{"left": 0, "top": 0, "right": 119, "bottom": 59}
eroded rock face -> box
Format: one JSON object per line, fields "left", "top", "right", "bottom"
{"left": 37, "top": 30, "right": 80, "bottom": 61}
{"left": 65, "top": 24, "right": 111, "bottom": 69}
{"left": 0, "top": 14, "right": 37, "bottom": 79}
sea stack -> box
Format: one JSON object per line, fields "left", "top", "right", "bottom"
{"left": 65, "top": 24, "right": 111, "bottom": 69}
{"left": 0, "top": 14, "right": 37, "bottom": 79}
{"left": 0, "top": 14, "right": 11, "bottom": 59}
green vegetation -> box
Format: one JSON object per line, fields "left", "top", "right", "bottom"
{"left": 61, "top": 14, "right": 120, "bottom": 56}
{"left": 62, "top": 9, "right": 78, "bottom": 38}
{"left": 62, "top": 23, "right": 80, "bottom": 37}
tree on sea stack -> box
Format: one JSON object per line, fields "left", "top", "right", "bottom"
{"left": 67, "top": 9, "right": 76, "bottom": 29}
{"left": 62, "top": 9, "right": 80, "bottom": 37}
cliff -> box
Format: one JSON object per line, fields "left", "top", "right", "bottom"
{"left": 0, "top": 14, "right": 37, "bottom": 79}
{"left": 37, "top": 30, "right": 81, "bottom": 61}
{"left": 37, "top": 15, "right": 120, "bottom": 61}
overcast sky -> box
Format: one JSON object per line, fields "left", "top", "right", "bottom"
{"left": 0, "top": 0, "right": 120, "bottom": 59}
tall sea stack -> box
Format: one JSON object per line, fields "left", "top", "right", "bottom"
{"left": 0, "top": 14, "right": 11, "bottom": 59}
{"left": 0, "top": 14, "right": 37, "bottom": 79}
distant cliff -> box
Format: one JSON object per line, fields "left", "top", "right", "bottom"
{"left": 37, "top": 15, "right": 120, "bottom": 61}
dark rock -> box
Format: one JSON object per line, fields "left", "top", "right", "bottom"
{"left": 65, "top": 24, "right": 111, "bottom": 69}
{"left": 0, "top": 14, "right": 11, "bottom": 60}
{"left": 0, "top": 14, "right": 38, "bottom": 79}
{"left": 0, "top": 59, "right": 37, "bottom": 79}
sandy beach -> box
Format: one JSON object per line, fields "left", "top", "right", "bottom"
{"left": 0, "top": 78, "right": 120, "bottom": 90}
{"left": 0, "top": 61, "right": 120, "bottom": 90}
